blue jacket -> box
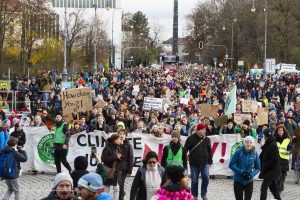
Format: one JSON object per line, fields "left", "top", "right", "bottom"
{"left": 0, "top": 128, "right": 9, "bottom": 150}
{"left": 96, "top": 192, "right": 113, "bottom": 200}
{"left": 229, "top": 147, "right": 261, "bottom": 186}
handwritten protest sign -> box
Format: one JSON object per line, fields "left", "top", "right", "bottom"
{"left": 257, "top": 108, "right": 269, "bottom": 125}
{"left": 180, "top": 98, "right": 189, "bottom": 105}
{"left": 61, "top": 88, "right": 93, "bottom": 115}
{"left": 234, "top": 114, "right": 252, "bottom": 125}
{"left": 215, "top": 115, "right": 229, "bottom": 127}
{"left": 242, "top": 100, "right": 258, "bottom": 113}
{"left": 94, "top": 99, "right": 108, "bottom": 109}
{"left": 143, "top": 97, "right": 163, "bottom": 111}
{"left": 200, "top": 103, "right": 219, "bottom": 118}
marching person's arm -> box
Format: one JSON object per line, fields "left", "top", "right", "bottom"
{"left": 207, "top": 137, "right": 213, "bottom": 165}
{"left": 127, "top": 143, "right": 134, "bottom": 174}
{"left": 229, "top": 150, "right": 243, "bottom": 174}
{"left": 160, "top": 146, "right": 168, "bottom": 168}
{"left": 251, "top": 152, "right": 261, "bottom": 178}
{"left": 15, "top": 149, "right": 28, "bottom": 162}
{"left": 130, "top": 169, "right": 142, "bottom": 200}
{"left": 63, "top": 122, "right": 70, "bottom": 148}
{"left": 19, "top": 131, "right": 26, "bottom": 146}
{"left": 101, "top": 146, "right": 117, "bottom": 164}
{"left": 182, "top": 146, "right": 188, "bottom": 169}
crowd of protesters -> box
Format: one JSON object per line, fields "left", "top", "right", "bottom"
{"left": 0, "top": 66, "right": 300, "bottom": 200}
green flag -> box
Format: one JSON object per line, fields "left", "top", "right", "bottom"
{"left": 224, "top": 85, "right": 237, "bottom": 115}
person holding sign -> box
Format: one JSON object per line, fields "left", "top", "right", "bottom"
{"left": 161, "top": 130, "right": 188, "bottom": 169}
{"left": 229, "top": 136, "right": 261, "bottom": 200}
{"left": 53, "top": 114, "right": 72, "bottom": 174}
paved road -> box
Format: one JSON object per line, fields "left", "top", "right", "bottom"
{"left": 0, "top": 171, "right": 299, "bottom": 199}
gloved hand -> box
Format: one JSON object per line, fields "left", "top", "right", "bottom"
{"left": 242, "top": 171, "right": 251, "bottom": 180}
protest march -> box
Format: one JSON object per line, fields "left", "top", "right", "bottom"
{"left": 0, "top": 65, "right": 300, "bottom": 200}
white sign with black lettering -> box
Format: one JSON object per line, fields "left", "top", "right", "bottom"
{"left": 143, "top": 97, "right": 163, "bottom": 111}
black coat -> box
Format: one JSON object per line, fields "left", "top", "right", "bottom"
{"left": 70, "top": 170, "right": 89, "bottom": 188}
{"left": 184, "top": 134, "right": 213, "bottom": 165}
{"left": 119, "top": 139, "right": 134, "bottom": 173}
{"left": 130, "top": 164, "right": 167, "bottom": 200}
{"left": 101, "top": 139, "right": 120, "bottom": 186}
{"left": 10, "top": 130, "right": 26, "bottom": 147}
{"left": 259, "top": 137, "right": 281, "bottom": 180}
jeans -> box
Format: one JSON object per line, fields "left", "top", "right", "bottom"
{"left": 3, "top": 178, "right": 20, "bottom": 200}
{"left": 54, "top": 148, "right": 72, "bottom": 174}
{"left": 190, "top": 164, "right": 209, "bottom": 198}
{"left": 118, "top": 170, "right": 127, "bottom": 200}
{"left": 234, "top": 182, "right": 253, "bottom": 200}
{"left": 42, "top": 92, "right": 49, "bottom": 109}
{"left": 260, "top": 179, "right": 281, "bottom": 200}
{"left": 105, "top": 184, "right": 119, "bottom": 200}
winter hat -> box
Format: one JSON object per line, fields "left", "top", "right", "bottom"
{"left": 166, "top": 166, "right": 187, "bottom": 183}
{"left": 74, "top": 156, "right": 88, "bottom": 170}
{"left": 78, "top": 172, "right": 103, "bottom": 192}
{"left": 243, "top": 119, "right": 251, "bottom": 126}
{"left": 117, "top": 121, "right": 125, "bottom": 129}
{"left": 171, "top": 130, "right": 181, "bottom": 138}
{"left": 263, "top": 128, "right": 273, "bottom": 139}
{"left": 244, "top": 136, "right": 255, "bottom": 144}
{"left": 52, "top": 173, "right": 73, "bottom": 189}
{"left": 196, "top": 123, "right": 206, "bottom": 131}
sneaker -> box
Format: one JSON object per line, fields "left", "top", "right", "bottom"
{"left": 202, "top": 196, "right": 208, "bottom": 200}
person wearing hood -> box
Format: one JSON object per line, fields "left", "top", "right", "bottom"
{"left": 0, "top": 119, "right": 9, "bottom": 150}
{"left": 259, "top": 129, "right": 281, "bottom": 200}
{"left": 101, "top": 134, "right": 123, "bottom": 200}
{"left": 156, "top": 166, "right": 194, "bottom": 200}
{"left": 130, "top": 151, "right": 167, "bottom": 200}
{"left": 53, "top": 114, "right": 72, "bottom": 174}
{"left": 117, "top": 129, "right": 134, "bottom": 200}
{"left": 1, "top": 137, "right": 27, "bottom": 200}
{"left": 161, "top": 130, "right": 187, "bottom": 169}
{"left": 70, "top": 156, "right": 89, "bottom": 189}
{"left": 77, "top": 172, "right": 113, "bottom": 200}
{"left": 229, "top": 136, "right": 261, "bottom": 200}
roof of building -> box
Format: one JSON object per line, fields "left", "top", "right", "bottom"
{"left": 162, "top": 37, "right": 187, "bottom": 45}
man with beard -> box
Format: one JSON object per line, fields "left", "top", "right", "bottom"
{"left": 53, "top": 114, "right": 72, "bottom": 174}
{"left": 42, "top": 173, "right": 78, "bottom": 200}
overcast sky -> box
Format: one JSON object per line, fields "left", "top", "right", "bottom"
{"left": 122, "top": 0, "right": 202, "bottom": 42}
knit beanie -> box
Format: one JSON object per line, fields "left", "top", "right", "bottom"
{"left": 196, "top": 123, "right": 206, "bottom": 130}
{"left": 78, "top": 172, "right": 103, "bottom": 192}
{"left": 74, "top": 156, "right": 88, "bottom": 170}
{"left": 52, "top": 173, "right": 73, "bottom": 189}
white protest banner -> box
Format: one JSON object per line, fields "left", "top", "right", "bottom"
{"left": 143, "top": 97, "right": 163, "bottom": 111}
{"left": 61, "top": 88, "right": 93, "bottom": 115}
{"left": 21, "top": 127, "right": 261, "bottom": 175}
{"left": 265, "top": 58, "right": 276, "bottom": 74}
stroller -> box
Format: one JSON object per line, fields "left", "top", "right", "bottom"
{"left": 294, "top": 154, "right": 300, "bottom": 184}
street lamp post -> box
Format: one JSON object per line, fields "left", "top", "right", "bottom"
{"left": 62, "top": 0, "right": 68, "bottom": 81}
{"left": 222, "top": 18, "right": 237, "bottom": 69}
{"left": 107, "top": 7, "right": 124, "bottom": 70}
{"left": 251, "top": 0, "right": 268, "bottom": 66}
{"left": 92, "top": 4, "right": 97, "bottom": 75}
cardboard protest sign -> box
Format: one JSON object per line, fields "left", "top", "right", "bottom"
{"left": 61, "top": 88, "right": 93, "bottom": 115}
{"left": 234, "top": 114, "right": 252, "bottom": 125}
{"left": 251, "top": 101, "right": 258, "bottom": 113}
{"left": 200, "top": 103, "right": 219, "bottom": 118}
{"left": 94, "top": 99, "right": 108, "bottom": 109}
{"left": 143, "top": 97, "right": 163, "bottom": 111}
{"left": 257, "top": 108, "right": 269, "bottom": 125}
{"left": 215, "top": 115, "right": 229, "bottom": 127}
{"left": 242, "top": 100, "right": 258, "bottom": 113}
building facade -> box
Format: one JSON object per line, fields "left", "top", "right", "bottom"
{"left": 49, "top": 0, "right": 122, "bottom": 69}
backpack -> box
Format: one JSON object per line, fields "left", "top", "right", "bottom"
{"left": 0, "top": 151, "right": 15, "bottom": 178}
